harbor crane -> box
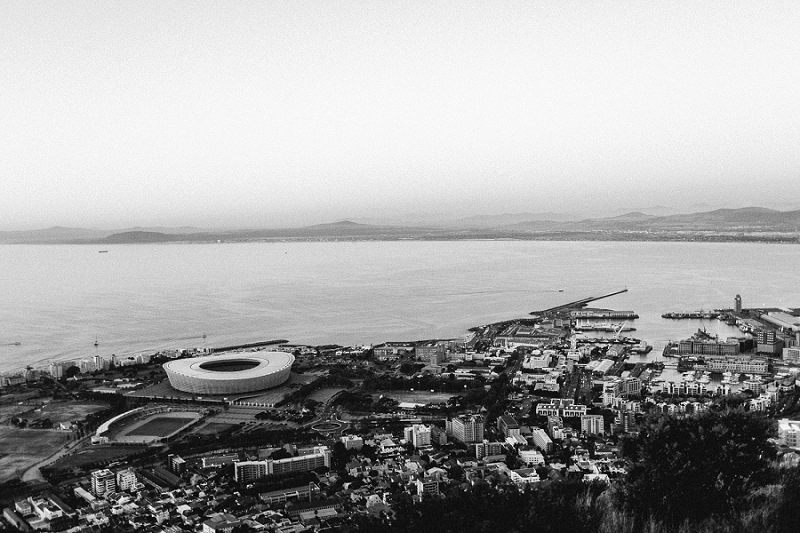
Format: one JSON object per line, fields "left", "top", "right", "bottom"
{"left": 613, "top": 321, "right": 628, "bottom": 341}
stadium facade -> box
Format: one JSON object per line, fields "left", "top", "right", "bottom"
{"left": 163, "top": 352, "right": 294, "bottom": 394}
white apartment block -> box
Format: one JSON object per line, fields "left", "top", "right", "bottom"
{"left": 531, "top": 428, "right": 553, "bottom": 453}
{"left": 778, "top": 419, "right": 800, "bottom": 448}
{"left": 116, "top": 468, "right": 138, "bottom": 492}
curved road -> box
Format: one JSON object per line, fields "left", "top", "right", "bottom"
{"left": 21, "top": 434, "right": 89, "bottom": 482}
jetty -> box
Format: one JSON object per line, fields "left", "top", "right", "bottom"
{"left": 535, "top": 288, "right": 628, "bottom": 315}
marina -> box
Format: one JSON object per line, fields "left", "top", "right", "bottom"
{"left": 662, "top": 311, "right": 721, "bottom": 319}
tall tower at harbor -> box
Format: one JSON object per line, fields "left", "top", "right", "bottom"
{"left": 734, "top": 294, "right": 742, "bottom": 313}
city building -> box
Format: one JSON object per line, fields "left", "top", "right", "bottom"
{"left": 430, "top": 425, "right": 448, "bottom": 445}
{"left": 522, "top": 352, "right": 551, "bottom": 370}
{"left": 373, "top": 343, "right": 415, "bottom": 361}
{"left": 536, "top": 399, "right": 587, "bottom": 418}
{"left": 202, "top": 513, "right": 241, "bottom": 533}
{"left": 678, "top": 331, "right": 740, "bottom": 357}
{"left": 404, "top": 424, "right": 432, "bottom": 449}
{"left": 581, "top": 415, "right": 605, "bottom": 436}
{"left": 756, "top": 329, "right": 784, "bottom": 355}
{"left": 531, "top": 427, "right": 553, "bottom": 453}
{"left": 49, "top": 362, "right": 65, "bottom": 379}
{"left": 415, "top": 341, "right": 459, "bottom": 363}
{"left": 446, "top": 414, "right": 484, "bottom": 444}
{"left": 734, "top": 294, "right": 742, "bottom": 313}
{"left": 260, "top": 482, "right": 321, "bottom": 505}
{"left": 234, "top": 446, "right": 331, "bottom": 482}
{"left": 783, "top": 347, "right": 800, "bottom": 365}
{"left": 519, "top": 447, "right": 545, "bottom": 466}
{"left": 704, "top": 357, "right": 769, "bottom": 374}
{"left": 497, "top": 415, "right": 521, "bottom": 438}
{"left": 778, "top": 419, "right": 800, "bottom": 448}
{"left": 93, "top": 355, "right": 108, "bottom": 371}
{"left": 415, "top": 477, "right": 440, "bottom": 497}
{"left": 340, "top": 434, "right": 364, "bottom": 450}
{"left": 168, "top": 454, "right": 187, "bottom": 474}
{"left": 116, "top": 468, "right": 138, "bottom": 491}
{"left": 474, "top": 440, "right": 505, "bottom": 460}
{"left": 234, "top": 461, "right": 271, "bottom": 484}
{"left": 91, "top": 469, "right": 116, "bottom": 497}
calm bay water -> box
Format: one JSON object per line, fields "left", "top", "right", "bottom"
{"left": 1, "top": 240, "right": 799, "bottom": 374}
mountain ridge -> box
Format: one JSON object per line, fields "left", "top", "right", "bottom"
{"left": 3, "top": 206, "right": 800, "bottom": 244}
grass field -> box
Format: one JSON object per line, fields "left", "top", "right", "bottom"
{"left": 194, "top": 422, "right": 236, "bottom": 435}
{"left": 380, "top": 391, "right": 457, "bottom": 404}
{"left": 126, "top": 416, "right": 196, "bottom": 437}
{"left": 0, "top": 428, "right": 70, "bottom": 482}
{"left": 49, "top": 445, "right": 145, "bottom": 471}
{"left": 0, "top": 400, "right": 107, "bottom": 425}
{"left": 308, "top": 388, "right": 345, "bottom": 404}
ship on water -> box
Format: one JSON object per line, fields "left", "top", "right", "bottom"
{"left": 574, "top": 321, "right": 636, "bottom": 332}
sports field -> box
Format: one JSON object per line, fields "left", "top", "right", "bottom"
{"left": 126, "top": 416, "right": 196, "bottom": 437}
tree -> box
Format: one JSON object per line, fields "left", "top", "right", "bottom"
{"left": 332, "top": 441, "right": 349, "bottom": 469}
{"left": 63, "top": 365, "right": 80, "bottom": 379}
{"left": 399, "top": 362, "right": 417, "bottom": 375}
{"left": 269, "top": 448, "right": 293, "bottom": 460}
{"left": 617, "top": 408, "right": 776, "bottom": 526}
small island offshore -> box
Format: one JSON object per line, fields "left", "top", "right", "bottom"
{"left": 1, "top": 292, "right": 800, "bottom": 533}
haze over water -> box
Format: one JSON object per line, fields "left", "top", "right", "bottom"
{"left": 1, "top": 241, "right": 799, "bottom": 374}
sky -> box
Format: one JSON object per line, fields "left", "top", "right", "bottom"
{"left": 1, "top": 1, "right": 799, "bottom": 230}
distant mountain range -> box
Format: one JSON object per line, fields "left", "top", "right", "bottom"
{"left": 2, "top": 207, "right": 800, "bottom": 244}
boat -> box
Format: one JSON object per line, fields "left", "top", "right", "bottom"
{"left": 574, "top": 322, "right": 636, "bottom": 332}
{"left": 99, "top": 250, "right": 108, "bottom": 253}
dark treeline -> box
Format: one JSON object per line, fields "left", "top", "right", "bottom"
{"left": 346, "top": 409, "right": 800, "bottom": 533}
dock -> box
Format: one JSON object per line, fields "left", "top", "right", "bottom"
{"left": 535, "top": 288, "right": 628, "bottom": 315}
{"left": 662, "top": 311, "right": 720, "bottom": 319}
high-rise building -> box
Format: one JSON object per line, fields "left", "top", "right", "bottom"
{"left": 474, "top": 440, "right": 504, "bottom": 459}
{"left": 404, "top": 425, "right": 432, "bottom": 449}
{"left": 415, "top": 477, "right": 440, "bottom": 497}
{"left": 778, "top": 419, "right": 800, "bottom": 447}
{"left": 49, "top": 362, "right": 64, "bottom": 379}
{"left": 91, "top": 469, "right": 116, "bottom": 496}
{"left": 234, "top": 446, "right": 331, "bottom": 483}
{"left": 168, "top": 454, "right": 186, "bottom": 474}
{"left": 234, "top": 461, "right": 271, "bottom": 484}
{"left": 93, "top": 355, "right": 108, "bottom": 371}
{"left": 497, "top": 415, "right": 521, "bottom": 438}
{"left": 446, "top": 415, "right": 484, "bottom": 444}
{"left": 116, "top": 468, "right": 138, "bottom": 491}
{"left": 531, "top": 427, "right": 553, "bottom": 453}
{"left": 734, "top": 294, "right": 742, "bottom": 313}
{"left": 756, "top": 329, "right": 783, "bottom": 355}
{"left": 581, "top": 415, "right": 605, "bottom": 436}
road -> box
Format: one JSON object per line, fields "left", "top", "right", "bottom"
{"left": 22, "top": 434, "right": 90, "bottom": 482}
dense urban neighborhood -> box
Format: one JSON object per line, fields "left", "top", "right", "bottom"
{"left": 3, "top": 294, "right": 800, "bottom": 532}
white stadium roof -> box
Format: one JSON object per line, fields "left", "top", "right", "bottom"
{"left": 163, "top": 351, "right": 294, "bottom": 395}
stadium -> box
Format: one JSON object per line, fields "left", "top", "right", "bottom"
{"left": 163, "top": 352, "right": 295, "bottom": 395}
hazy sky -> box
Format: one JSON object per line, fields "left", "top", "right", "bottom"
{"left": 2, "top": 1, "right": 799, "bottom": 230}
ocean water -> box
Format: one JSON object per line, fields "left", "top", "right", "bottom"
{"left": 1, "top": 240, "right": 799, "bottom": 374}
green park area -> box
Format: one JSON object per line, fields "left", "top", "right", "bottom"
{"left": 0, "top": 428, "right": 70, "bottom": 482}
